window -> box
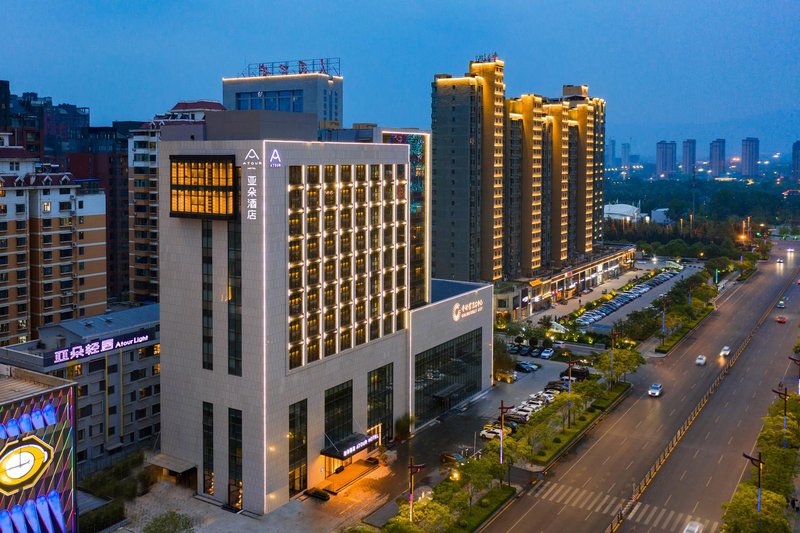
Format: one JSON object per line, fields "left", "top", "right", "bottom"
{"left": 42, "top": 201, "right": 51, "bottom": 213}
{"left": 170, "top": 156, "right": 237, "bottom": 219}
{"left": 368, "top": 364, "right": 394, "bottom": 445}
{"left": 288, "top": 399, "right": 307, "bottom": 496}
{"left": 228, "top": 220, "right": 242, "bottom": 376}
{"left": 203, "top": 402, "right": 214, "bottom": 495}
{"left": 228, "top": 408, "right": 243, "bottom": 509}
{"left": 202, "top": 220, "right": 213, "bottom": 370}
{"left": 324, "top": 380, "right": 353, "bottom": 448}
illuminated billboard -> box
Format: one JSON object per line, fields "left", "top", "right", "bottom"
{"left": 0, "top": 386, "right": 75, "bottom": 532}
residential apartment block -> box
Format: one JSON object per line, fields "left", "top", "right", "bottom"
{"left": 127, "top": 101, "right": 225, "bottom": 302}
{"left": 431, "top": 56, "right": 605, "bottom": 283}
{"left": 0, "top": 133, "right": 107, "bottom": 345}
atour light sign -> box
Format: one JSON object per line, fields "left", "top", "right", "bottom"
{"left": 452, "top": 299, "right": 484, "bottom": 322}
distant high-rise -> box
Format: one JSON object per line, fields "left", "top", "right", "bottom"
{"left": 682, "top": 139, "right": 696, "bottom": 175}
{"left": 741, "top": 137, "right": 759, "bottom": 178}
{"left": 793, "top": 141, "right": 800, "bottom": 179}
{"left": 655, "top": 141, "right": 677, "bottom": 177}
{"left": 621, "top": 142, "right": 631, "bottom": 170}
{"left": 606, "top": 139, "right": 616, "bottom": 168}
{"left": 710, "top": 139, "right": 726, "bottom": 177}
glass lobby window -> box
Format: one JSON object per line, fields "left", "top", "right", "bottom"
{"left": 228, "top": 408, "right": 243, "bottom": 510}
{"left": 288, "top": 400, "right": 307, "bottom": 496}
{"left": 324, "top": 381, "right": 353, "bottom": 447}
{"left": 203, "top": 402, "right": 214, "bottom": 495}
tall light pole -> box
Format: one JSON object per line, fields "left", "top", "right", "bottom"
{"left": 567, "top": 358, "right": 576, "bottom": 428}
{"left": 789, "top": 355, "right": 800, "bottom": 396}
{"left": 609, "top": 330, "right": 615, "bottom": 390}
{"left": 498, "top": 400, "right": 513, "bottom": 465}
{"left": 408, "top": 457, "right": 425, "bottom": 522}
{"left": 773, "top": 383, "right": 789, "bottom": 448}
{"left": 743, "top": 452, "right": 764, "bottom": 517}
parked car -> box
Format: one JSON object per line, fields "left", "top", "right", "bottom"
{"left": 553, "top": 341, "right": 566, "bottom": 349}
{"left": 480, "top": 428, "right": 503, "bottom": 439}
{"left": 440, "top": 452, "right": 465, "bottom": 464}
{"left": 540, "top": 348, "right": 555, "bottom": 359}
{"left": 648, "top": 383, "right": 663, "bottom": 397}
{"left": 305, "top": 487, "right": 331, "bottom": 501}
{"left": 483, "top": 423, "right": 511, "bottom": 436}
{"left": 559, "top": 366, "right": 590, "bottom": 381}
{"left": 528, "top": 348, "right": 541, "bottom": 357}
{"left": 695, "top": 354, "right": 707, "bottom": 366}
{"left": 719, "top": 346, "right": 731, "bottom": 357}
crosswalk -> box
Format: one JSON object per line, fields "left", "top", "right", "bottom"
{"left": 530, "top": 480, "right": 720, "bottom": 532}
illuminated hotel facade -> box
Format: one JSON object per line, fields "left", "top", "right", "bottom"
{"left": 157, "top": 137, "right": 492, "bottom": 515}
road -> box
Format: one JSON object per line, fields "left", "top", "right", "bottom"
{"left": 484, "top": 243, "right": 798, "bottom": 533}
{"left": 620, "top": 244, "right": 800, "bottom": 532}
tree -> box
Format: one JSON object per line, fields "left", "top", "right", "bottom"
{"left": 722, "top": 484, "right": 790, "bottom": 533}
{"left": 594, "top": 347, "right": 645, "bottom": 388}
{"left": 459, "top": 457, "right": 493, "bottom": 507}
{"left": 394, "top": 413, "right": 415, "bottom": 441}
{"left": 538, "top": 315, "right": 554, "bottom": 329}
{"left": 759, "top": 445, "right": 798, "bottom": 499}
{"left": 493, "top": 336, "right": 515, "bottom": 372}
{"left": 143, "top": 512, "right": 194, "bottom": 533}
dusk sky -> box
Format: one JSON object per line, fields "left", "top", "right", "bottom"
{"left": 5, "top": 0, "right": 799, "bottom": 158}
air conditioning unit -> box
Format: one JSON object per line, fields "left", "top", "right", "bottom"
{"left": 71, "top": 304, "right": 78, "bottom": 310}
{"left": 71, "top": 242, "right": 77, "bottom": 247}
{"left": 69, "top": 195, "right": 76, "bottom": 201}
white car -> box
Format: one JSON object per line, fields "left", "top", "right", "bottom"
{"left": 695, "top": 355, "right": 707, "bottom": 366}
{"left": 648, "top": 383, "right": 663, "bottom": 397}
{"left": 540, "top": 348, "right": 555, "bottom": 359}
{"left": 682, "top": 522, "right": 704, "bottom": 533}
{"left": 719, "top": 346, "right": 731, "bottom": 357}
{"left": 480, "top": 428, "right": 503, "bottom": 440}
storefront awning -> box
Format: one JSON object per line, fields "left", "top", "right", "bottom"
{"left": 147, "top": 453, "right": 196, "bottom": 474}
{"left": 321, "top": 432, "right": 378, "bottom": 461}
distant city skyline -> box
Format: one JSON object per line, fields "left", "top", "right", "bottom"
{"left": 3, "top": 0, "right": 799, "bottom": 158}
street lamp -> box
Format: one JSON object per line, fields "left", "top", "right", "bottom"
{"left": 408, "top": 457, "right": 425, "bottom": 522}
{"left": 789, "top": 356, "right": 800, "bottom": 396}
{"left": 567, "top": 358, "right": 576, "bottom": 428}
{"left": 743, "top": 452, "right": 764, "bottom": 517}
{"left": 498, "top": 400, "right": 514, "bottom": 465}
{"left": 772, "top": 383, "right": 789, "bottom": 448}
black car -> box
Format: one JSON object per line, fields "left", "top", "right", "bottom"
{"left": 545, "top": 380, "right": 568, "bottom": 391}
{"left": 559, "top": 367, "right": 590, "bottom": 381}
{"left": 529, "top": 348, "right": 541, "bottom": 358}
{"left": 305, "top": 487, "right": 331, "bottom": 501}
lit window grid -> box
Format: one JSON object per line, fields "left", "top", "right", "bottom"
{"left": 287, "top": 163, "right": 408, "bottom": 369}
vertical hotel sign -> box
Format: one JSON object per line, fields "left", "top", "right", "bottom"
{"left": 243, "top": 148, "right": 262, "bottom": 221}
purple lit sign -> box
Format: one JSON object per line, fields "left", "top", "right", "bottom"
{"left": 42, "top": 328, "right": 157, "bottom": 367}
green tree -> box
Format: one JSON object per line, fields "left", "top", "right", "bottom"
{"left": 143, "top": 512, "right": 194, "bottom": 533}
{"left": 594, "top": 348, "right": 645, "bottom": 388}
{"left": 722, "top": 484, "right": 790, "bottom": 533}
{"left": 759, "top": 445, "right": 798, "bottom": 499}
{"left": 493, "top": 336, "right": 515, "bottom": 372}
{"left": 538, "top": 315, "right": 554, "bottom": 329}
{"left": 459, "top": 457, "right": 493, "bottom": 507}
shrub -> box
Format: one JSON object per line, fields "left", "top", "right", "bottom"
{"left": 553, "top": 437, "right": 562, "bottom": 444}
{"left": 143, "top": 511, "right": 194, "bottom": 533}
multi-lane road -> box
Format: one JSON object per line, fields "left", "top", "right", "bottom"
{"left": 484, "top": 240, "right": 799, "bottom": 533}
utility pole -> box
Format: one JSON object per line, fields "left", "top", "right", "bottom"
{"left": 772, "top": 383, "right": 789, "bottom": 448}
{"left": 498, "top": 400, "right": 514, "bottom": 465}
{"left": 789, "top": 355, "right": 800, "bottom": 396}
{"left": 408, "top": 457, "right": 425, "bottom": 522}
{"left": 567, "top": 358, "right": 576, "bottom": 428}
{"left": 743, "top": 452, "right": 764, "bottom": 518}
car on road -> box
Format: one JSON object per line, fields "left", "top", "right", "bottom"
{"left": 553, "top": 341, "right": 566, "bottom": 349}
{"left": 540, "top": 348, "right": 555, "bottom": 359}
{"left": 682, "top": 521, "right": 703, "bottom": 533}
{"left": 480, "top": 428, "right": 503, "bottom": 439}
{"left": 719, "top": 345, "right": 731, "bottom": 357}
{"left": 695, "top": 354, "right": 707, "bottom": 366}
{"left": 777, "top": 315, "right": 788, "bottom": 324}
{"left": 777, "top": 258, "right": 784, "bottom": 263}
{"left": 648, "top": 383, "right": 664, "bottom": 397}
{"left": 778, "top": 299, "right": 786, "bottom": 309}
{"left": 440, "top": 452, "right": 465, "bottom": 464}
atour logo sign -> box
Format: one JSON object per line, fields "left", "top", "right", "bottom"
{"left": 452, "top": 299, "right": 484, "bottom": 322}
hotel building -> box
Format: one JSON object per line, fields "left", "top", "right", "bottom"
{"left": 222, "top": 58, "right": 343, "bottom": 127}
{"left": 156, "top": 136, "right": 492, "bottom": 515}
{"left": 0, "top": 133, "right": 107, "bottom": 344}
